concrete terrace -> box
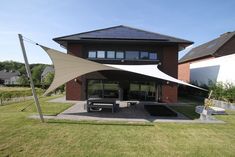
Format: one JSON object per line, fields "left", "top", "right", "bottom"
{"left": 31, "top": 97, "right": 225, "bottom": 123}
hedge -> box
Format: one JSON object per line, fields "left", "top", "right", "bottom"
{"left": 209, "top": 82, "right": 235, "bottom": 103}
{"left": 0, "top": 88, "right": 44, "bottom": 103}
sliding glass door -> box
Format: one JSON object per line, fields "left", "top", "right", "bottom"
{"left": 129, "top": 81, "right": 156, "bottom": 101}
{"left": 87, "top": 80, "right": 119, "bottom": 99}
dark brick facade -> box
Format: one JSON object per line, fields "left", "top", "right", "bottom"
{"left": 160, "top": 46, "right": 178, "bottom": 102}
{"left": 65, "top": 43, "right": 180, "bottom": 102}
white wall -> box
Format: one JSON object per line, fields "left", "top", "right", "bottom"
{"left": 190, "top": 53, "right": 235, "bottom": 85}
{"left": 4, "top": 76, "right": 20, "bottom": 85}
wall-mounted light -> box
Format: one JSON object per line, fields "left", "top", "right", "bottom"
{"left": 74, "top": 78, "right": 78, "bottom": 83}
{"left": 166, "top": 81, "right": 170, "bottom": 85}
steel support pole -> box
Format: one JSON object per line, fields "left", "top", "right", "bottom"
{"left": 18, "top": 34, "right": 44, "bottom": 122}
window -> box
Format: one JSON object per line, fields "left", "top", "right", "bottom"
{"left": 87, "top": 80, "right": 119, "bottom": 98}
{"left": 107, "top": 51, "right": 115, "bottom": 59}
{"left": 88, "top": 51, "right": 96, "bottom": 58}
{"left": 88, "top": 50, "right": 157, "bottom": 60}
{"left": 125, "top": 51, "right": 139, "bottom": 60}
{"left": 97, "top": 51, "right": 105, "bottom": 58}
{"left": 116, "top": 51, "right": 124, "bottom": 59}
{"left": 103, "top": 81, "right": 119, "bottom": 98}
{"left": 140, "top": 52, "right": 149, "bottom": 59}
{"left": 149, "top": 52, "right": 157, "bottom": 60}
{"left": 129, "top": 81, "right": 156, "bottom": 101}
{"left": 87, "top": 80, "right": 103, "bottom": 98}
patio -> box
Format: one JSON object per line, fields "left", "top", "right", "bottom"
{"left": 41, "top": 96, "right": 224, "bottom": 123}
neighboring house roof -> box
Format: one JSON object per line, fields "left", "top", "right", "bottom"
{"left": 179, "top": 31, "right": 235, "bottom": 63}
{"left": 53, "top": 25, "right": 193, "bottom": 47}
{"left": 41, "top": 66, "right": 54, "bottom": 78}
{"left": 0, "top": 70, "right": 20, "bottom": 80}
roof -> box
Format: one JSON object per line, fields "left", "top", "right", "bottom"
{"left": 179, "top": 31, "right": 235, "bottom": 63}
{"left": 0, "top": 70, "right": 20, "bottom": 80}
{"left": 53, "top": 25, "right": 193, "bottom": 47}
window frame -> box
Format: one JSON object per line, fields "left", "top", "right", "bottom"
{"left": 106, "top": 51, "right": 115, "bottom": 59}
{"left": 140, "top": 51, "right": 149, "bottom": 60}
{"left": 149, "top": 52, "right": 157, "bottom": 60}
{"left": 88, "top": 51, "right": 97, "bottom": 58}
{"left": 116, "top": 51, "right": 124, "bottom": 59}
{"left": 125, "top": 51, "right": 140, "bottom": 60}
{"left": 97, "top": 50, "right": 105, "bottom": 58}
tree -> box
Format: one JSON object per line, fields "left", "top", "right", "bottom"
{"left": 17, "top": 75, "right": 29, "bottom": 85}
{"left": 31, "top": 64, "right": 45, "bottom": 85}
{"left": 0, "top": 61, "right": 24, "bottom": 71}
{"left": 42, "top": 72, "right": 54, "bottom": 85}
{"left": 18, "top": 66, "right": 26, "bottom": 75}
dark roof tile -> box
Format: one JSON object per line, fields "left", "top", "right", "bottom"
{"left": 179, "top": 31, "right": 235, "bottom": 63}
{"left": 54, "top": 25, "right": 193, "bottom": 46}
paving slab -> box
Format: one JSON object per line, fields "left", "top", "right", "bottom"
{"left": 30, "top": 100, "right": 225, "bottom": 123}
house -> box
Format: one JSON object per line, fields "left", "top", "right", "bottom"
{"left": 0, "top": 70, "right": 20, "bottom": 85}
{"left": 53, "top": 25, "right": 193, "bottom": 103}
{"left": 41, "top": 66, "right": 54, "bottom": 82}
{"left": 178, "top": 31, "right": 235, "bottom": 85}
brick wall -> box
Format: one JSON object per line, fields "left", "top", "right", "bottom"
{"left": 66, "top": 44, "right": 84, "bottom": 100}
{"left": 178, "top": 62, "right": 190, "bottom": 82}
{"left": 161, "top": 46, "right": 178, "bottom": 103}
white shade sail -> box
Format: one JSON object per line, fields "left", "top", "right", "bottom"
{"left": 40, "top": 46, "right": 206, "bottom": 95}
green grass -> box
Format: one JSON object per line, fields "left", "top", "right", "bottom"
{"left": 0, "top": 97, "right": 235, "bottom": 157}
{"left": 0, "top": 87, "right": 31, "bottom": 91}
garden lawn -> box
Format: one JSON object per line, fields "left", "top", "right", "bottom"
{"left": 0, "top": 96, "right": 235, "bottom": 157}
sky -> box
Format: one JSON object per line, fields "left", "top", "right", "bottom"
{"left": 0, "top": 0, "right": 234, "bottom": 64}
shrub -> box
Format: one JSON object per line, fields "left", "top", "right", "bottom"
{"left": 208, "top": 82, "right": 235, "bottom": 103}
{"left": 0, "top": 87, "right": 45, "bottom": 103}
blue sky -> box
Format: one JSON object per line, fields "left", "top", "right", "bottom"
{"left": 0, "top": 0, "right": 234, "bottom": 64}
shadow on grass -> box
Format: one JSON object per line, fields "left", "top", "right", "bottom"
{"left": 169, "top": 106, "right": 200, "bottom": 120}
{"left": 46, "top": 120, "right": 154, "bottom": 127}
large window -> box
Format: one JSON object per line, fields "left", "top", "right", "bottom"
{"left": 87, "top": 80, "right": 119, "bottom": 98}
{"left": 87, "top": 80, "right": 102, "bottom": 98}
{"left": 129, "top": 81, "right": 155, "bottom": 101}
{"left": 125, "top": 51, "right": 139, "bottom": 60}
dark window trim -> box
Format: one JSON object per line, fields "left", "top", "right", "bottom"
{"left": 88, "top": 50, "right": 158, "bottom": 60}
